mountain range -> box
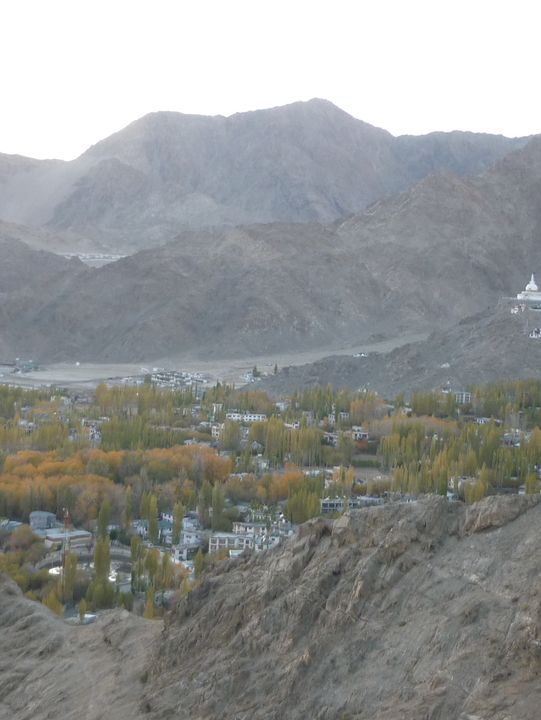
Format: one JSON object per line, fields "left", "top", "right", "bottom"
{"left": 0, "top": 99, "right": 540, "bottom": 378}
{"left": 0, "top": 99, "right": 528, "bottom": 253}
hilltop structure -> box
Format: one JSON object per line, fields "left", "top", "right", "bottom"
{"left": 517, "top": 273, "right": 541, "bottom": 309}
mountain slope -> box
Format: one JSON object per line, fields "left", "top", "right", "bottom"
{"left": 1, "top": 496, "right": 540, "bottom": 720}
{"left": 1, "top": 136, "right": 541, "bottom": 363}
{"left": 143, "top": 496, "right": 541, "bottom": 720}
{"left": 0, "top": 100, "right": 527, "bottom": 252}
{"left": 0, "top": 575, "right": 159, "bottom": 720}
{"left": 258, "top": 304, "right": 541, "bottom": 397}
{"left": 0, "top": 224, "right": 386, "bottom": 361}
{"left": 334, "top": 136, "right": 541, "bottom": 331}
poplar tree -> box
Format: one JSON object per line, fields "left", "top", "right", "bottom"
{"left": 97, "top": 498, "right": 111, "bottom": 538}
{"left": 94, "top": 536, "right": 111, "bottom": 582}
{"left": 172, "top": 501, "right": 184, "bottom": 545}
{"left": 63, "top": 551, "right": 78, "bottom": 603}
{"left": 148, "top": 495, "right": 159, "bottom": 545}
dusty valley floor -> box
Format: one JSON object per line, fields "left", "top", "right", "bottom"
{"left": 0, "top": 332, "right": 428, "bottom": 390}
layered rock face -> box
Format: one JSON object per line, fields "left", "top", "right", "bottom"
{"left": 145, "top": 496, "right": 541, "bottom": 719}
{"left": 1, "top": 496, "right": 540, "bottom": 720}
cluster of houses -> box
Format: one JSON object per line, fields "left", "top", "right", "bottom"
{"left": 132, "top": 508, "right": 295, "bottom": 562}
{"left": 27, "top": 510, "right": 92, "bottom": 547}
{"left": 320, "top": 496, "right": 384, "bottom": 513}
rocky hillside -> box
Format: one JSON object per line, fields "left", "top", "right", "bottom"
{"left": 259, "top": 304, "right": 541, "bottom": 397}
{"left": 143, "top": 495, "right": 541, "bottom": 720}
{"left": 1, "top": 133, "right": 541, "bottom": 363}
{"left": 0, "top": 100, "right": 527, "bottom": 252}
{"left": 0, "top": 224, "right": 386, "bottom": 362}
{"left": 2, "top": 496, "right": 540, "bottom": 719}
{"left": 0, "top": 574, "right": 160, "bottom": 720}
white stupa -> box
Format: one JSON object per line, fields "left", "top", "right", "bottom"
{"left": 517, "top": 273, "right": 541, "bottom": 308}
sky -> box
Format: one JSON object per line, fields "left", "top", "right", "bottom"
{"left": 1, "top": 0, "right": 540, "bottom": 160}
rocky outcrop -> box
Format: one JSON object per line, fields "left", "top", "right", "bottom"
{"left": 0, "top": 575, "right": 159, "bottom": 720}
{"left": 144, "top": 496, "right": 541, "bottom": 719}
{"left": 1, "top": 496, "right": 539, "bottom": 720}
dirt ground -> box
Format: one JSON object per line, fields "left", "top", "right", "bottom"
{"left": 0, "top": 332, "right": 427, "bottom": 390}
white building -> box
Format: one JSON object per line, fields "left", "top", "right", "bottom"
{"left": 351, "top": 426, "right": 369, "bottom": 441}
{"left": 225, "top": 411, "right": 267, "bottom": 423}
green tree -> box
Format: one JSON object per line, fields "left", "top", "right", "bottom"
{"left": 172, "top": 502, "right": 184, "bottom": 545}
{"left": 193, "top": 548, "right": 205, "bottom": 578}
{"left": 63, "top": 551, "right": 78, "bottom": 604}
{"left": 526, "top": 473, "right": 539, "bottom": 495}
{"left": 43, "top": 588, "right": 63, "bottom": 616}
{"left": 143, "top": 586, "right": 155, "bottom": 619}
{"left": 338, "top": 432, "right": 353, "bottom": 465}
{"left": 122, "top": 486, "right": 133, "bottom": 529}
{"left": 139, "top": 492, "right": 150, "bottom": 521}
{"left": 93, "top": 536, "right": 111, "bottom": 582}
{"left": 211, "top": 483, "right": 225, "bottom": 531}
{"left": 219, "top": 421, "right": 241, "bottom": 452}
{"left": 97, "top": 498, "right": 111, "bottom": 539}
{"left": 148, "top": 495, "right": 159, "bottom": 545}
{"left": 198, "top": 480, "right": 213, "bottom": 528}
{"left": 145, "top": 548, "right": 160, "bottom": 586}
{"left": 159, "top": 552, "right": 173, "bottom": 591}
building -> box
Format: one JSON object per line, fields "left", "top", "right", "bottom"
{"left": 232, "top": 521, "right": 266, "bottom": 537}
{"left": 225, "top": 411, "right": 267, "bottom": 423}
{"left": 351, "top": 426, "right": 369, "bottom": 441}
{"left": 208, "top": 532, "right": 254, "bottom": 554}
{"left": 29, "top": 511, "right": 57, "bottom": 531}
{"left": 320, "top": 496, "right": 384, "bottom": 514}
{"left": 454, "top": 391, "right": 472, "bottom": 405}
{"left": 517, "top": 273, "right": 541, "bottom": 309}
{"left": 41, "top": 527, "right": 92, "bottom": 547}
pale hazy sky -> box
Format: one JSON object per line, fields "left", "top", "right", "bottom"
{"left": 1, "top": 0, "right": 540, "bottom": 160}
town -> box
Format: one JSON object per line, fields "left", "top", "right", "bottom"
{"left": 1, "top": 375, "right": 541, "bottom": 620}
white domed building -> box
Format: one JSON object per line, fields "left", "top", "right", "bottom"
{"left": 517, "top": 274, "right": 541, "bottom": 309}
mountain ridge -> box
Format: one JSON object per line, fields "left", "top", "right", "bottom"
{"left": 0, "top": 99, "right": 529, "bottom": 253}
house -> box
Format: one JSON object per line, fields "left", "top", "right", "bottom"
{"left": 232, "top": 521, "right": 266, "bottom": 537}
{"left": 208, "top": 532, "right": 254, "bottom": 554}
{"left": 453, "top": 390, "right": 472, "bottom": 405}
{"left": 351, "top": 426, "right": 369, "bottom": 441}
{"left": 29, "top": 511, "right": 58, "bottom": 531}
{"left": 320, "top": 496, "right": 384, "bottom": 514}
{"left": 0, "top": 519, "right": 23, "bottom": 532}
{"left": 225, "top": 411, "right": 267, "bottom": 423}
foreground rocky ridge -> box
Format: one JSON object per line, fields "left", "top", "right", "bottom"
{"left": 1, "top": 496, "right": 540, "bottom": 719}
{"left": 0, "top": 577, "right": 159, "bottom": 720}
{"left": 143, "top": 495, "right": 541, "bottom": 719}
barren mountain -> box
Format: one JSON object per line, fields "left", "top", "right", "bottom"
{"left": 0, "top": 100, "right": 527, "bottom": 252}
{"left": 0, "top": 224, "right": 386, "bottom": 362}
{"left": 2, "top": 495, "right": 540, "bottom": 719}
{"left": 335, "top": 137, "right": 541, "bottom": 331}
{"left": 259, "top": 304, "right": 541, "bottom": 398}
{"left": 0, "top": 219, "right": 104, "bottom": 255}
{"left": 1, "top": 135, "right": 541, "bottom": 363}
